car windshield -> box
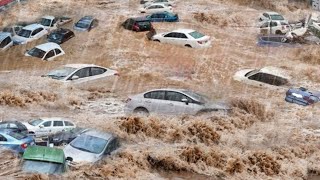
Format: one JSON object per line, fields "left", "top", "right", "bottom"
{"left": 189, "top": 31, "right": 205, "bottom": 39}
{"left": 27, "top": 47, "right": 46, "bottom": 58}
{"left": 270, "top": 15, "right": 284, "bottom": 21}
{"left": 22, "top": 160, "right": 64, "bottom": 174}
{"left": 182, "top": 90, "right": 209, "bottom": 104}
{"left": 75, "top": 21, "right": 90, "bottom": 28}
{"left": 47, "top": 67, "right": 77, "bottom": 80}
{"left": 29, "top": 119, "right": 44, "bottom": 126}
{"left": 245, "top": 69, "right": 260, "bottom": 77}
{"left": 17, "top": 29, "right": 31, "bottom": 38}
{"left": 2, "top": 27, "right": 12, "bottom": 33}
{"left": 70, "top": 134, "right": 108, "bottom": 154}
{"left": 8, "top": 131, "right": 27, "bottom": 140}
{"left": 137, "top": 21, "right": 150, "bottom": 26}
{"left": 70, "top": 128, "right": 86, "bottom": 134}
{"left": 40, "top": 18, "right": 52, "bottom": 26}
{"left": 49, "top": 33, "right": 63, "bottom": 40}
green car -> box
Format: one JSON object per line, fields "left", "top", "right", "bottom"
{"left": 22, "top": 146, "right": 70, "bottom": 174}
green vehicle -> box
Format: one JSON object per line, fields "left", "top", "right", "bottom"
{"left": 22, "top": 146, "right": 70, "bottom": 174}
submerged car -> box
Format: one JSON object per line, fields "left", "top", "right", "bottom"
{"left": 47, "top": 28, "right": 75, "bottom": 44}
{"left": 0, "top": 121, "right": 28, "bottom": 134}
{"left": 139, "top": 3, "right": 173, "bottom": 13}
{"left": 145, "top": 12, "right": 179, "bottom": 22}
{"left": 46, "top": 127, "right": 91, "bottom": 146}
{"left": 25, "top": 42, "right": 65, "bottom": 61}
{"left": 22, "top": 117, "right": 76, "bottom": 137}
{"left": 44, "top": 64, "right": 119, "bottom": 84}
{"left": 64, "top": 130, "right": 119, "bottom": 164}
{"left": 142, "top": 0, "right": 175, "bottom": 6}
{"left": 74, "top": 16, "right": 98, "bottom": 32}
{"left": 124, "top": 88, "right": 230, "bottom": 116}
{"left": 259, "top": 12, "right": 287, "bottom": 23}
{"left": 0, "top": 32, "right": 13, "bottom": 51}
{"left": 12, "top": 24, "right": 48, "bottom": 45}
{"left": 234, "top": 67, "right": 290, "bottom": 88}
{"left": 151, "top": 29, "right": 211, "bottom": 48}
{"left": 22, "top": 146, "right": 69, "bottom": 174}
{"left": 2, "top": 24, "right": 26, "bottom": 36}
{"left": 0, "top": 130, "right": 35, "bottom": 153}
{"left": 259, "top": 21, "right": 291, "bottom": 35}
{"left": 285, "top": 87, "right": 320, "bottom": 106}
{"left": 122, "top": 17, "right": 153, "bottom": 32}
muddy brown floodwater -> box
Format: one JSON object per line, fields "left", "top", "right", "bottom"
{"left": 1, "top": 0, "right": 320, "bottom": 179}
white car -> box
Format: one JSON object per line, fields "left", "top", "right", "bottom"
{"left": 259, "top": 21, "right": 291, "bottom": 34}
{"left": 151, "top": 29, "right": 211, "bottom": 48}
{"left": 0, "top": 32, "right": 13, "bottom": 51}
{"left": 124, "top": 88, "right": 229, "bottom": 116}
{"left": 140, "top": 3, "right": 173, "bottom": 13}
{"left": 12, "top": 24, "right": 48, "bottom": 45}
{"left": 44, "top": 64, "right": 119, "bottom": 84}
{"left": 259, "top": 12, "right": 288, "bottom": 23}
{"left": 22, "top": 117, "right": 76, "bottom": 137}
{"left": 25, "top": 42, "right": 65, "bottom": 61}
{"left": 233, "top": 67, "right": 290, "bottom": 88}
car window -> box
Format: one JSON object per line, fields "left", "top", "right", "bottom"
{"left": 53, "top": 121, "right": 64, "bottom": 127}
{"left": 105, "top": 138, "right": 118, "bottom": 154}
{"left": 0, "top": 135, "right": 7, "bottom": 141}
{"left": 0, "top": 123, "right": 8, "bottom": 128}
{"left": 248, "top": 72, "right": 288, "bottom": 86}
{"left": 91, "top": 67, "right": 106, "bottom": 76}
{"left": 158, "top": 14, "right": 166, "bottom": 18}
{"left": 8, "top": 132, "right": 27, "bottom": 140}
{"left": 9, "top": 123, "right": 18, "bottom": 129}
{"left": 72, "top": 67, "right": 90, "bottom": 78}
{"left": 164, "top": 32, "right": 175, "bottom": 38}
{"left": 144, "top": 91, "right": 165, "bottom": 100}
{"left": 165, "top": 91, "right": 187, "bottom": 102}
{"left": 148, "top": 5, "right": 157, "bottom": 9}
{"left": 44, "top": 50, "right": 55, "bottom": 60}
{"left": 14, "top": 27, "right": 21, "bottom": 33}
{"left": 64, "top": 121, "right": 74, "bottom": 126}
{"left": 31, "top": 28, "right": 43, "bottom": 36}
{"left": 55, "top": 48, "right": 62, "bottom": 55}
{"left": 0, "top": 37, "right": 11, "bottom": 48}
{"left": 263, "top": 13, "right": 269, "bottom": 18}
{"left": 260, "top": 22, "right": 269, "bottom": 28}
{"left": 42, "top": 121, "right": 52, "bottom": 127}
{"left": 270, "top": 22, "right": 278, "bottom": 27}
{"left": 175, "top": 33, "right": 188, "bottom": 39}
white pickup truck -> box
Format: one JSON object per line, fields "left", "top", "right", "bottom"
{"left": 40, "top": 16, "right": 72, "bottom": 32}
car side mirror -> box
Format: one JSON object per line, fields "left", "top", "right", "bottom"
{"left": 66, "top": 157, "right": 73, "bottom": 162}
{"left": 181, "top": 98, "right": 189, "bottom": 105}
{"left": 39, "top": 125, "right": 44, "bottom": 128}
{"left": 71, "top": 76, "right": 79, "bottom": 80}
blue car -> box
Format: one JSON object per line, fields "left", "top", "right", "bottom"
{"left": 145, "top": 12, "right": 179, "bottom": 22}
{"left": 74, "top": 16, "right": 98, "bottom": 32}
{"left": 285, "top": 87, "right": 320, "bottom": 106}
{"left": 0, "top": 130, "right": 35, "bottom": 153}
{"left": 257, "top": 35, "right": 299, "bottom": 47}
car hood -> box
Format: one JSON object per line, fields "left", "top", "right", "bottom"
{"left": 12, "top": 35, "right": 28, "bottom": 43}
{"left": 64, "top": 145, "right": 101, "bottom": 163}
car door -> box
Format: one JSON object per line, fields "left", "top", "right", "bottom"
{"left": 64, "top": 121, "right": 75, "bottom": 131}
{"left": 36, "top": 121, "right": 52, "bottom": 136}
{"left": 54, "top": 48, "right": 64, "bottom": 58}
{"left": 260, "top": 22, "right": 270, "bottom": 34}
{"left": 269, "top": 21, "right": 279, "bottom": 34}
{"left": 43, "top": 49, "right": 56, "bottom": 61}
{"left": 8, "top": 123, "right": 20, "bottom": 133}
{"left": 163, "top": 32, "right": 176, "bottom": 44}
{"left": 52, "top": 121, "right": 65, "bottom": 134}
{"left": 147, "top": 5, "right": 158, "bottom": 13}
{"left": 0, "top": 134, "right": 9, "bottom": 148}
{"left": 67, "top": 67, "right": 91, "bottom": 83}
{"left": 164, "top": 91, "right": 197, "bottom": 114}
{"left": 90, "top": 67, "right": 110, "bottom": 80}
{"left": 143, "top": 91, "right": 167, "bottom": 114}
{"left": 30, "top": 28, "right": 41, "bottom": 40}
{"left": 175, "top": 32, "right": 189, "bottom": 46}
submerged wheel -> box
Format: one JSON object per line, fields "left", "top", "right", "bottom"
{"left": 133, "top": 107, "right": 149, "bottom": 117}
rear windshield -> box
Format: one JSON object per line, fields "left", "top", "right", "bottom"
{"left": 270, "top": 15, "right": 284, "bottom": 21}
{"left": 189, "top": 31, "right": 205, "bottom": 39}
{"left": 9, "top": 131, "right": 27, "bottom": 140}
{"left": 22, "top": 160, "right": 64, "bottom": 174}
{"left": 137, "top": 21, "right": 151, "bottom": 26}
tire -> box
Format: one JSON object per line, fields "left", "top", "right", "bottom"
{"left": 133, "top": 107, "right": 149, "bottom": 117}
{"left": 185, "top": 44, "right": 192, "bottom": 48}
{"left": 275, "top": 30, "right": 282, "bottom": 35}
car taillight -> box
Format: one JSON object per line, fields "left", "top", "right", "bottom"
{"left": 21, "top": 143, "right": 28, "bottom": 149}
{"left": 125, "top": 98, "right": 131, "bottom": 103}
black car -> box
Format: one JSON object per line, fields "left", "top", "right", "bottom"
{"left": 46, "top": 127, "right": 90, "bottom": 146}
{"left": 47, "top": 28, "right": 75, "bottom": 44}
{"left": 0, "top": 121, "right": 28, "bottom": 134}
{"left": 122, "top": 17, "right": 153, "bottom": 32}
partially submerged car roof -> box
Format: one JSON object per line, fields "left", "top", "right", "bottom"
{"left": 23, "top": 146, "right": 65, "bottom": 164}
{"left": 23, "top": 24, "right": 45, "bottom": 31}
{"left": 0, "top": 32, "right": 11, "bottom": 41}
{"left": 63, "top": 63, "right": 102, "bottom": 69}
{"left": 173, "top": 29, "right": 196, "bottom": 33}
{"left": 35, "top": 42, "right": 61, "bottom": 52}
{"left": 84, "top": 130, "right": 114, "bottom": 140}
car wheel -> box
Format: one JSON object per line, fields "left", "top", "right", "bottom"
{"left": 185, "top": 44, "right": 192, "bottom": 48}
{"left": 275, "top": 30, "right": 282, "bottom": 35}
{"left": 133, "top": 107, "right": 149, "bottom": 117}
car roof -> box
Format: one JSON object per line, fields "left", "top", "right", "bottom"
{"left": 172, "top": 29, "right": 196, "bottom": 33}
{"left": 78, "top": 16, "right": 94, "bottom": 23}
{"left": 39, "top": 117, "right": 69, "bottom": 121}
{"left": 147, "top": 3, "right": 166, "bottom": 6}
{"left": 265, "top": 12, "right": 280, "bottom": 15}
{"left": 0, "top": 32, "right": 11, "bottom": 41}
{"left": 23, "top": 146, "right": 65, "bottom": 164}
{"left": 54, "top": 28, "right": 72, "bottom": 34}
{"left": 42, "top": 15, "right": 55, "bottom": 20}
{"left": 258, "top": 66, "right": 290, "bottom": 79}
{"left": 23, "top": 24, "right": 44, "bottom": 31}
{"left": 35, "top": 42, "right": 61, "bottom": 52}
{"left": 131, "top": 17, "right": 150, "bottom": 21}
{"left": 83, "top": 130, "right": 114, "bottom": 140}
{"left": 63, "top": 64, "right": 102, "bottom": 69}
